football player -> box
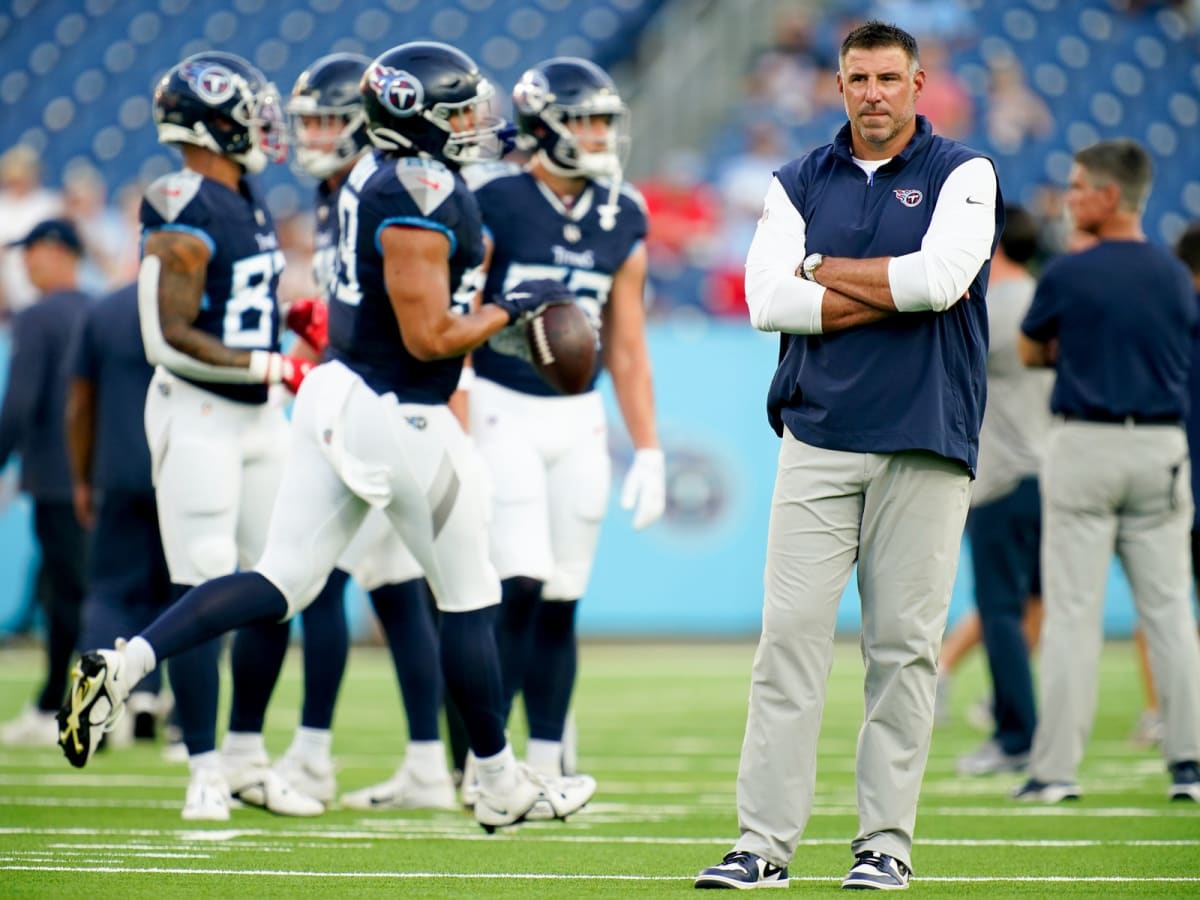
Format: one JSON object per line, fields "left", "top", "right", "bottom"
{"left": 130, "top": 50, "right": 320, "bottom": 820}
{"left": 271, "top": 51, "right": 456, "bottom": 809}
{"left": 463, "top": 58, "right": 665, "bottom": 784}
{"left": 57, "top": 41, "right": 595, "bottom": 832}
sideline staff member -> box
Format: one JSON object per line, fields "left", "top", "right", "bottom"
{"left": 1015, "top": 139, "right": 1200, "bottom": 804}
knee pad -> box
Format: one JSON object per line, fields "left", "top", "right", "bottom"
{"left": 187, "top": 535, "right": 238, "bottom": 581}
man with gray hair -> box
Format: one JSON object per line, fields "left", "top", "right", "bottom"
{"left": 1016, "top": 138, "right": 1200, "bottom": 803}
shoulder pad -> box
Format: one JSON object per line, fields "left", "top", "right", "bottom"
{"left": 145, "top": 170, "right": 204, "bottom": 223}
{"left": 393, "top": 157, "right": 455, "bottom": 216}
{"left": 461, "top": 161, "right": 522, "bottom": 191}
{"left": 593, "top": 176, "right": 649, "bottom": 215}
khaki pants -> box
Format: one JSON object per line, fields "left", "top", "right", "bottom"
{"left": 1030, "top": 421, "right": 1200, "bottom": 782}
{"left": 734, "top": 432, "right": 971, "bottom": 870}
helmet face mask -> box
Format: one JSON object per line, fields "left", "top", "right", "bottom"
{"left": 154, "top": 51, "right": 286, "bottom": 173}
{"left": 287, "top": 53, "right": 371, "bottom": 180}
{"left": 513, "top": 58, "right": 629, "bottom": 179}
{"left": 361, "top": 42, "right": 505, "bottom": 169}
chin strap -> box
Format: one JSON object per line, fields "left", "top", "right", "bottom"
{"left": 597, "top": 174, "right": 620, "bottom": 232}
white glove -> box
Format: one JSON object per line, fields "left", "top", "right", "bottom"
{"left": 620, "top": 447, "right": 666, "bottom": 530}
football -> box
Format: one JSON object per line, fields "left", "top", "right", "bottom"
{"left": 525, "top": 301, "right": 598, "bottom": 395}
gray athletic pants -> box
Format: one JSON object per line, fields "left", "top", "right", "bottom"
{"left": 734, "top": 432, "right": 972, "bottom": 870}
{"left": 1030, "top": 421, "right": 1200, "bottom": 783}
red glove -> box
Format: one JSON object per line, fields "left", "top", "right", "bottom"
{"left": 286, "top": 296, "right": 329, "bottom": 354}
{"left": 278, "top": 355, "right": 314, "bottom": 394}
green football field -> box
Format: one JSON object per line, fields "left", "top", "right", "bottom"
{"left": 0, "top": 639, "right": 1197, "bottom": 897}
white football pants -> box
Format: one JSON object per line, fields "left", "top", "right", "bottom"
{"left": 256, "top": 361, "right": 498, "bottom": 618}
{"left": 144, "top": 367, "right": 288, "bottom": 585}
{"left": 469, "top": 377, "right": 610, "bottom": 601}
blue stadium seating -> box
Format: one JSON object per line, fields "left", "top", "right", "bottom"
{"left": 0, "top": 0, "right": 664, "bottom": 215}
{"left": 712, "top": 0, "right": 1199, "bottom": 245}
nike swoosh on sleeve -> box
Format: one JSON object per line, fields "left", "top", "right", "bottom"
{"left": 965, "top": 196, "right": 987, "bottom": 205}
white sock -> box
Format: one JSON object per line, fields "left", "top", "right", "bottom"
{"left": 525, "top": 738, "right": 563, "bottom": 776}
{"left": 403, "top": 740, "right": 448, "bottom": 776}
{"left": 222, "top": 731, "right": 266, "bottom": 761}
{"left": 475, "top": 743, "right": 518, "bottom": 795}
{"left": 123, "top": 636, "right": 157, "bottom": 682}
{"left": 290, "top": 726, "right": 332, "bottom": 761}
{"left": 188, "top": 750, "right": 222, "bottom": 775}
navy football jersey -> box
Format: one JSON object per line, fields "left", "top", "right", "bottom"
{"left": 311, "top": 178, "right": 339, "bottom": 302}
{"left": 326, "top": 150, "right": 485, "bottom": 403}
{"left": 140, "top": 169, "right": 285, "bottom": 404}
{"left": 466, "top": 163, "right": 648, "bottom": 396}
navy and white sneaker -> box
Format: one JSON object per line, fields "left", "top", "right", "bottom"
{"left": 1010, "top": 778, "right": 1081, "bottom": 802}
{"left": 1168, "top": 760, "right": 1200, "bottom": 801}
{"left": 695, "top": 851, "right": 789, "bottom": 889}
{"left": 842, "top": 852, "right": 911, "bottom": 890}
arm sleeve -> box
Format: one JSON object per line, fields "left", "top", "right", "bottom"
{"left": 744, "top": 176, "right": 826, "bottom": 334}
{"left": 888, "top": 157, "right": 999, "bottom": 312}
{"left": 0, "top": 312, "right": 46, "bottom": 467}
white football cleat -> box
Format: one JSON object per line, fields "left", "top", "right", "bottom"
{"left": 340, "top": 764, "right": 457, "bottom": 811}
{"left": 57, "top": 649, "right": 131, "bottom": 768}
{"left": 182, "top": 767, "right": 232, "bottom": 821}
{"left": 225, "top": 755, "right": 325, "bottom": 817}
{"left": 473, "top": 765, "right": 595, "bottom": 833}
{"left": 0, "top": 706, "right": 60, "bottom": 747}
{"left": 273, "top": 750, "right": 337, "bottom": 806}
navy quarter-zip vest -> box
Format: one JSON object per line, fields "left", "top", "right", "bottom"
{"left": 767, "top": 116, "right": 1003, "bottom": 475}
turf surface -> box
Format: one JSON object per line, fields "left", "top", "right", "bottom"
{"left": 0, "top": 639, "right": 1196, "bottom": 897}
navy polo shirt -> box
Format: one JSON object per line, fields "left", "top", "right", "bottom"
{"left": 67, "top": 283, "right": 154, "bottom": 493}
{"left": 0, "top": 287, "right": 90, "bottom": 501}
{"left": 1021, "top": 241, "right": 1194, "bottom": 422}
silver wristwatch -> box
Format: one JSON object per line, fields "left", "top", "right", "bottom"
{"left": 801, "top": 252, "right": 824, "bottom": 282}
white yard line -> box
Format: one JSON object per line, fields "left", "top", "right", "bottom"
{"left": 1, "top": 826, "right": 1198, "bottom": 848}
{"left": 0, "top": 864, "right": 1198, "bottom": 884}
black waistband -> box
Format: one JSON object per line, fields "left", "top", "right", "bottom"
{"left": 1062, "top": 411, "right": 1182, "bottom": 426}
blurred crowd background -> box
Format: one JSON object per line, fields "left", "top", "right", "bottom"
{"left": 0, "top": 0, "right": 1198, "bottom": 638}
{"left": 2, "top": 0, "right": 1198, "bottom": 321}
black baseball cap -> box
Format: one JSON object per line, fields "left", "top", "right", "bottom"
{"left": 8, "top": 218, "right": 83, "bottom": 255}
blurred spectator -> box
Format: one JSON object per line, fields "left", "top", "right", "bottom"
{"left": 638, "top": 149, "right": 720, "bottom": 271}
{"left": 705, "top": 121, "right": 790, "bottom": 317}
{"left": 112, "top": 182, "right": 149, "bottom": 285}
{"left": 0, "top": 146, "right": 63, "bottom": 319}
{"left": 913, "top": 38, "right": 973, "bottom": 140}
{"left": 869, "top": 0, "right": 976, "bottom": 47}
{"left": 62, "top": 163, "right": 137, "bottom": 295}
{"left": 984, "top": 58, "right": 1053, "bottom": 155}
{"left": 745, "top": 11, "right": 824, "bottom": 125}
{"left": 638, "top": 149, "right": 721, "bottom": 317}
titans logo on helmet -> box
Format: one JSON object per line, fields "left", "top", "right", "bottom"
{"left": 179, "top": 61, "right": 237, "bottom": 104}
{"left": 368, "top": 64, "right": 423, "bottom": 117}
{"left": 512, "top": 69, "right": 550, "bottom": 115}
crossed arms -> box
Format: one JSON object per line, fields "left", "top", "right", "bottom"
{"left": 744, "top": 157, "right": 998, "bottom": 335}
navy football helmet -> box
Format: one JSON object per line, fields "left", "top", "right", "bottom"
{"left": 153, "top": 51, "right": 285, "bottom": 173}
{"left": 360, "top": 41, "right": 503, "bottom": 168}
{"left": 512, "top": 57, "right": 629, "bottom": 180}
{"left": 287, "top": 52, "right": 371, "bottom": 180}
